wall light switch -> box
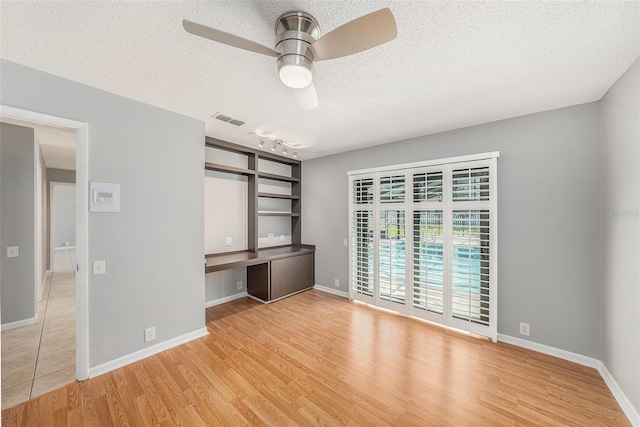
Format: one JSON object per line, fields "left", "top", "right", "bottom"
{"left": 6, "top": 246, "right": 19, "bottom": 258}
{"left": 226, "top": 237, "right": 232, "bottom": 246}
{"left": 268, "top": 233, "right": 274, "bottom": 238}
{"left": 93, "top": 260, "right": 106, "bottom": 275}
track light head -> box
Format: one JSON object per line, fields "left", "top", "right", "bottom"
{"left": 258, "top": 138, "right": 265, "bottom": 148}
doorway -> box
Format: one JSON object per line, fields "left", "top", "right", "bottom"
{"left": 0, "top": 105, "right": 88, "bottom": 410}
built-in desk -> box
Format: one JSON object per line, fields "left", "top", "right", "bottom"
{"left": 205, "top": 245, "right": 315, "bottom": 303}
{"left": 204, "top": 138, "right": 314, "bottom": 303}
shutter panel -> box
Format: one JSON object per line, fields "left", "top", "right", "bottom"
{"left": 352, "top": 210, "right": 374, "bottom": 297}
{"left": 413, "top": 210, "right": 444, "bottom": 314}
{"left": 414, "top": 171, "right": 443, "bottom": 202}
{"left": 451, "top": 210, "right": 490, "bottom": 325}
{"left": 379, "top": 210, "right": 406, "bottom": 304}
{"left": 380, "top": 175, "right": 405, "bottom": 203}
{"left": 353, "top": 178, "right": 374, "bottom": 204}
{"left": 452, "top": 167, "right": 489, "bottom": 202}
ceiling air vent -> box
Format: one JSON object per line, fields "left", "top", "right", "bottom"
{"left": 213, "top": 112, "right": 245, "bottom": 126}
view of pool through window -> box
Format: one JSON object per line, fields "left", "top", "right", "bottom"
{"left": 350, "top": 155, "right": 496, "bottom": 338}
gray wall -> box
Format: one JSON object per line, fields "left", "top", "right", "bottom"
{"left": 600, "top": 58, "right": 639, "bottom": 415}
{"left": 1, "top": 60, "right": 205, "bottom": 367}
{"left": 53, "top": 183, "right": 75, "bottom": 248}
{"left": 0, "top": 123, "right": 36, "bottom": 324}
{"left": 303, "top": 102, "right": 602, "bottom": 358}
{"left": 46, "top": 168, "right": 75, "bottom": 270}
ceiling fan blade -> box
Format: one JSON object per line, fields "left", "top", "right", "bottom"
{"left": 295, "top": 82, "right": 318, "bottom": 110}
{"left": 309, "top": 8, "right": 397, "bottom": 61}
{"left": 182, "top": 19, "right": 279, "bottom": 57}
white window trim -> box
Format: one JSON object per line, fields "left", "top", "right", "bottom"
{"left": 347, "top": 151, "right": 500, "bottom": 177}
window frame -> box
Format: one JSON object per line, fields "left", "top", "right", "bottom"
{"left": 348, "top": 153, "right": 499, "bottom": 341}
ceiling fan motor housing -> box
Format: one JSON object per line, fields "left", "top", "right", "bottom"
{"left": 275, "top": 12, "right": 320, "bottom": 88}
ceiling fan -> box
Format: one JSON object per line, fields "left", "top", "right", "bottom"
{"left": 182, "top": 8, "right": 397, "bottom": 109}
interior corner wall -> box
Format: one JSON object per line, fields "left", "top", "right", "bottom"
{"left": 600, "top": 57, "right": 640, "bottom": 415}
{"left": 303, "top": 102, "right": 602, "bottom": 358}
{"left": 0, "top": 122, "right": 36, "bottom": 325}
{"left": 0, "top": 59, "right": 206, "bottom": 367}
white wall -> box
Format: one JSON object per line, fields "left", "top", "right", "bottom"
{"left": 53, "top": 183, "right": 75, "bottom": 248}
{"left": 46, "top": 168, "right": 75, "bottom": 269}
{"left": 1, "top": 59, "right": 205, "bottom": 367}
{"left": 600, "top": 57, "right": 640, "bottom": 417}
{"left": 303, "top": 102, "right": 602, "bottom": 358}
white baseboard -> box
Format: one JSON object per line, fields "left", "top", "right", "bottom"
{"left": 498, "top": 334, "right": 638, "bottom": 426}
{"left": 597, "top": 361, "right": 640, "bottom": 426}
{"left": 88, "top": 327, "right": 209, "bottom": 378}
{"left": 205, "top": 291, "right": 248, "bottom": 308}
{"left": 2, "top": 315, "right": 38, "bottom": 331}
{"left": 313, "top": 284, "right": 349, "bottom": 298}
{"left": 497, "top": 334, "right": 601, "bottom": 369}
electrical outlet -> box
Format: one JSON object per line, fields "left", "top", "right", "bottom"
{"left": 237, "top": 281, "right": 242, "bottom": 290}
{"left": 226, "top": 237, "right": 232, "bottom": 246}
{"left": 519, "top": 322, "right": 530, "bottom": 336}
{"left": 280, "top": 234, "right": 285, "bottom": 242}
{"left": 93, "top": 260, "right": 106, "bottom": 275}
{"left": 6, "top": 246, "right": 19, "bottom": 258}
{"left": 144, "top": 327, "right": 156, "bottom": 343}
{"left": 343, "top": 239, "right": 348, "bottom": 247}
{"left": 334, "top": 279, "right": 340, "bottom": 288}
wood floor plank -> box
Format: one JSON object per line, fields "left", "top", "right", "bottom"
{"left": 1, "top": 290, "right": 632, "bottom": 426}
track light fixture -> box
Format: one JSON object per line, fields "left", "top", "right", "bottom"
{"left": 256, "top": 134, "right": 301, "bottom": 158}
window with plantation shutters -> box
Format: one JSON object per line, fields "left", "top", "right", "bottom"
{"left": 349, "top": 153, "right": 498, "bottom": 340}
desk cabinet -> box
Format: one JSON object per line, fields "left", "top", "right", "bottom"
{"left": 248, "top": 253, "right": 314, "bottom": 302}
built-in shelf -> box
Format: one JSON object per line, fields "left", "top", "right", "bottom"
{"left": 258, "top": 192, "right": 300, "bottom": 200}
{"left": 258, "top": 172, "right": 300, "bottom": 183}
{"left": 205, "top": 162, "right": 255, "bottom": 176}
{"left": 205, "top": 137, "right": 312, "bottom": 304}
{"left": 258, "top": 212, "right": 300, "bottom": 217}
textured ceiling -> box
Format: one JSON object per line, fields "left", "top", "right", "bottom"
{"left": 0, "top": 1, "right": 638, "bottom": 160}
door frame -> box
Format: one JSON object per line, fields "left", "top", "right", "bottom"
{"left": 1, "top": 104, "right": 89, "bottom": 380}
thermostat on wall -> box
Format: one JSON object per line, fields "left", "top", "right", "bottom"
{"left": 90, "top": 182, "right": 120, "bottom": 212}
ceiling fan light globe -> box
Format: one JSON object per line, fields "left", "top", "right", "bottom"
{"left": 279, "top": 64, "right": 313, "bottom": 88}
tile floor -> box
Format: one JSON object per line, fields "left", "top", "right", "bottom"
{"left": 1, "top": 249, "right": 76, "bottom": 410}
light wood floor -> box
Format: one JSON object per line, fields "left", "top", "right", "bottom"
{"left": 1, "top": 249, "right": 76, "bottom": 410}
{"left": 1, "top": 289, "right": 630, "bottom": 426}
